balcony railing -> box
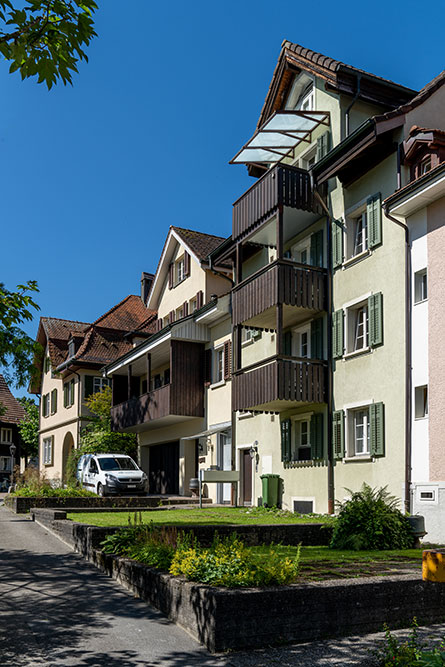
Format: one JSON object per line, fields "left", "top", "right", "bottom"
{"left": 232, "top": 356, "right": 326, "bottom": 412}
{"left": 232, "top": 164, "right": 320, "bottom": 240}
{"left": 232, "top": 260, "right": 327, "bottom": 326}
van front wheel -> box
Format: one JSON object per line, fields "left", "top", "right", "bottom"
{"left": 97, "top": 483, "right": 107, "bottom": 497}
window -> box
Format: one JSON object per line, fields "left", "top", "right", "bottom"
{"left": 176, "top": 306, "right": 184, "bottom": 321}
{"left": 414, "top": 269, "right": 427, "bottom": 303}
{"left": 164, "top": 368, "right": 170, "bottom": 385}
{"left": 0, "top": 428, "right": 12, "bottom": 444}
{"left": 290, "top": 325, "right": 311, "bottom": 358}
{"left": 93, "top": 377, "right": 111, "bottom": 394}
{"left": 352, "top": 409, "right": 370, "bottom": 456}
{"left": 42, "top": 437, "right": 53, "bottom": 465}
{"left": 153, "top": 374, "right": 162, "bottom": 389}
{"left": 353, "top": 305, "right": 369, "bottom": 351}
{"left": 0, "top": 457, "right": 11, "bottom": 472}
{"left": 297, "top": 85, "right": 314, "bottom": 111}
{"left": 50, "top": 389, "right": 57, "bottom": 415}
{"left": 42, "top": 393, "right": 50, "bottom": 417}
{"left": 214, "top": 346, "right": 224, "bottom": 384}
{"left": 44, "top": 356, "right": 51, "bottom": 373}
{"left": 176, "top": 257, "right": 185, "bottom": 284}
{"left": 419, "top": 157, "right": 432, "bottom": 176}
{"left": 353, "top": 212, "right": 368, "bottom": 256}
{"left": 189, "top": 297, "right": 198, "bottom": 313}
{"left": 289, "top": 238, "right": 311, "bottom": 265}
{"left": 301, "top": 146, "right": 316, "bottom": 170}
{"left": 291, "top": 419, "right": 311, "bottom": 461}
{"left": 63, "top": 379, "right": 75, "bottom": 408}
{"left": 415, "top": 385, "right": 428, "bottom": 419}
{"left": 241, "top": 327, "right": 261, "bottom": 345}
{"left": 89, "top": 459, "right": 99, "bottom": 474}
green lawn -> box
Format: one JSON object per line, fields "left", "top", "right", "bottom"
{"left": 67, "top": 506, "right": 332, "bottom": 527}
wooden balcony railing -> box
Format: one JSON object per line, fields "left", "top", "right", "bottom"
{"left": 232, "top": 164, "right": 320, "bottom": 240}
{"left": 232, "top": 260, "right": 327, "bottom": 326}
{"left": 111, "top": 385, "right": 171, "bottom": 431}
{"left": 232, "top": 356, "right": 326, "bottom": 412}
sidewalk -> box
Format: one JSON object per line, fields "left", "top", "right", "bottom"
{"left": 1, "top": 503, "right": 444, "bottom": 666}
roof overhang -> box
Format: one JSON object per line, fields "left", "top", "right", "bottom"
{"left": 230, "top": 110, "right": 330, "bottom": 168}
{"left": 385, "top": 164, "right": 445, "bottom": 218}
{"left": 181, "top": 421, "right": 232, "bottom": 440}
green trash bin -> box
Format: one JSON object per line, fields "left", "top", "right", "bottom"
{"left": 260, "top": 474, "right": 280, "bottom": 507}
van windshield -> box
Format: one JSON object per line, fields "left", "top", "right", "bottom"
{"left": 98, "top": 457, "right": 138, "bottom": 471}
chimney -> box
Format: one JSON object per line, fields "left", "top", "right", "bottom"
{"left": 141, "top": 272, "right": 155, "bottom": 304}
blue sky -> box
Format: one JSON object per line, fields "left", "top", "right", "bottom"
{"left": 2, "top": 0, "right": 444, "bottom": 397}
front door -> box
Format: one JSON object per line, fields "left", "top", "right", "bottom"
{"left": 217, "top": 433, "right": 232, "bottom": 504}
{"left": 149, "top": 441, "right": 179, "bottom": 495}
{"left": 242, "top": 449, "right": 252, "bottom": 505}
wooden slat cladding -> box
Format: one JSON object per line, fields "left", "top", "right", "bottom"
{"left": 232, "top": 358, "right": 326, "bottom": 411}
{"left": 170, "top": 340, "right": 204, "bottom": 418}
{"left": 111, "top": 384, "right": 171, "bottom": 430}
{"left": 232, "top": 261, "right": 326, "bottom": 326}
{"left": 232, "top": 164, "right": 316, "bottom": 240}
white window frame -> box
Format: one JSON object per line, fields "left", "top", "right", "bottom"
{"left": 176, "top": 306, "right": 184, "bottom": 321}
{"left": 93, "top": 377, "right": 111, "bottom": 394}
{"left": 42, "top": 393, "right": 50, "bottom": 417}
{"left": 353, "top": 211, "right": 368, "bottom": 256}
{"left": 297, "top": 86, "right": 314, "bottom": 112}
{"left": 344, "top": 198, "right": 371, "bottom": 264}
{"left": 241, "top": 327, "right": 261, "bottom": 346}
{"left": 343, "top": 400, "right": 373, "bottom": 460}
{"left": 64, "top": 379, "right": 75, "bottom": 408}
{"left": 343, "top": 293, "right": 372, "bottom": 357}
{"left": 300, "top": 144, "right": 317, "bottom": 171}
{"left": 175, "top": 256, "right": 185, "bottom": 285}
{"left": 189, "top": 297, "right": 198, "bottom": 313}
{"left": 292, "top": 324, "right": 311, "bottom": 358}
{"left": 212, "top": 345, "right": 225, "bottom": 387}
{"left": 42, "top": 436, "right": 53, "bottom": 466}
{"left": 414, "top": 269, "right": 428, "bottom": 304}
{"left": 290, "top": 237, "right": 311, "bottom": 265}
{"left": 0, "top": 428, "right": 12, "bottom": 444}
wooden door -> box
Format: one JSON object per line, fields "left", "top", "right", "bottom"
{"left": 242, "top": 449, "right": 252, "bottom": 505}
{"left": 149, "top": 441, "right": 179, "bottom": 495}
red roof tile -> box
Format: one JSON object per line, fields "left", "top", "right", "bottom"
{"left": 172, "top": 227, "right": 226, "bottom": 261}
{"left": 0, "top": 375, "right": 25, "bottom": 424}
{"left": 93, "top": 295, "right": 155, "bottom": 332}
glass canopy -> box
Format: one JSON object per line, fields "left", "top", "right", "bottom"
{"left": 230, "top": 110, "right": 330, "bottom": 167}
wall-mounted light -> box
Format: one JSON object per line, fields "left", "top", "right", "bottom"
{"left": 249, "top": 440, "right": 258, "bottom": 459}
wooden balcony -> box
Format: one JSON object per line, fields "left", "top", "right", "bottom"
{"left": 111, "top": 340, "right": 204, "bottom": 432}
{"left": 232, "top": 260, "right": 327, "bottom": 328}
{"left": 232, "top": 356, "right": 327, "bottom": 412}
{"left": 232, "top": 164, "right": 321, "bottom": 241}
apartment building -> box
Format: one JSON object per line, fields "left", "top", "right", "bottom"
{"left": 31, "top": 293, "right": 156, "bottom": 482}
{"left": 104, "top": 227, "right": 233, "bottom": 500}
{"left": 384, "top": 119, "right": 445, "bottom": 541}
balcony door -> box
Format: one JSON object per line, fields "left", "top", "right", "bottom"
{"left": 217, "top": 432, "right": 232, "bottom": 504}
{"left": 149, "top": 441, "right": 179, "bottom": 495}
{"left": 241, "top": 449, "right": 253, "bottom": 505}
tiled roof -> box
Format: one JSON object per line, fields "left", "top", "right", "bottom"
{"left": 92, "top": 295, "right": 156, "bottom": 332}
{"left": 71, "top": 327, "right": 135, "bottom": 366}
{"left": 377, "top": 70, "right": 445, "bottom": 121}
{"left": 172, "top": 227, "right": 226, "bottom": 261}
{"left": 0, "top": 375, "right": 25, "bottom": 425}
{"left": 41, "top": 317, "right": 90, "bottom": 341}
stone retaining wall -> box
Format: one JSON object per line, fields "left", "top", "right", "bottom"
{"left": 31, "top": 508, "right": 442, "bottom": 653}
{"left": 5, "top": 495, "right": 211, "bottom": 514}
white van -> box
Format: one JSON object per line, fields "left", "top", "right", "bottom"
{"left": 77, "top": 453, "right": 148, "bottom": 496}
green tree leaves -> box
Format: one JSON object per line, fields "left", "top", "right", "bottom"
{"left": 0, "top": 281, "right": 40, "bottom": 387}
{"left": 0, "top": 1, "right": 97, "bottom": 88}
{"left": 17, "top": 397, "right": 39, "bottom": 459}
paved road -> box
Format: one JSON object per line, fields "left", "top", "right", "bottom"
{"left": 1, "top": 503, "right": 445, "bottom": 666}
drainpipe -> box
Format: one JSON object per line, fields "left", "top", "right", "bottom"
{"left": 345, "top": 74, "right": 362, "bottom": 138}
{"left": 313, "top": 189, "right": 335, "bottom": 514}
{"left": 208, "top": 256, "right": 235, "bottom": 287}
{"left": 384, "top": 204, "right": 412, "bottom": 514}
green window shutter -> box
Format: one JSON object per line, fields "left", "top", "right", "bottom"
{"left": 70, "top": 379, "right": 75, "bottom": 405}
{"left": 332, "top": 219, "right": 343, "bottom": 268}
{"left": 310, "top": 229, "right": 324, "bottom": 267}
{"left": 311, "top": 318, "right": 323, "bottom": 359}
{"left": 316, "top": 131, "right": 331, "bottom": 161}
{"left": 63, "top": 384, "right": 68, "bottom": 408}
{"left": 310, "top": 413, "right": 324, "bottom": 460}
{"left": 332, "top": 410, "right": 345, "bottom": 460}
{"left": 51, "top": 389, "right": 57, "bottom": 414}
{"left": 280, "top": 418, "right": 291, "bottom": 462}
{"left": 368, "top": 292, "right": 383, "bottom": 347}
{"left": 370, "top": 402, "right": 385, "bottom": 457}
{"left": 84, "top": 375, "right": 94, "bottom": 398}
{"left": 283, "top": 331, "right": 292, "bottom": 356}
{"left": 367, "top": 193, "right": 382, "bottom": 248}
{"left": 332, "top": 310, "right": 344, "bottom": 359}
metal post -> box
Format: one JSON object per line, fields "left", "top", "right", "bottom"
{"left": 199, "top": 469, "right": 202, "bottom": 509}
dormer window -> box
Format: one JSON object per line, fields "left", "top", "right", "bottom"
{"left": 419, "top": 156, "right": 432, "bottom": 176}
{"left": 285, "top": 72, "right": 315, "bottom": 111}
{"left": 68, "top": 339, "right": 75, "bottom": 358}
{"left": 297, "top": 85, "right": 314, "bottom": 112}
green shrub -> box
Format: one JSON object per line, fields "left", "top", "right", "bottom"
{"left": 330, "top": 484, "right": 413, "bottom": 551}
{"left": 10, "top": 466, "right": 95, "bottom": 497}
{"left": 100, "top": 519, "right": 300, "bottom": 587}
{"left": 170, "top": 533, "right": 300, "bottom": 587}
{"left": 375, "top": 620, "right": 445, "bottom": 666}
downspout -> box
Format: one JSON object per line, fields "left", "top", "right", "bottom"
{"left": 314, "top": 189, "right": 335, "bottom": 514}
{"left": 208, "top": 257, "right": 235, "bottom": 287}
{"left": 384, "top": 203, "right": 412, "bottom": 514}
{"left": 345, "top": 74, "right": 362, "bottom": 138}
